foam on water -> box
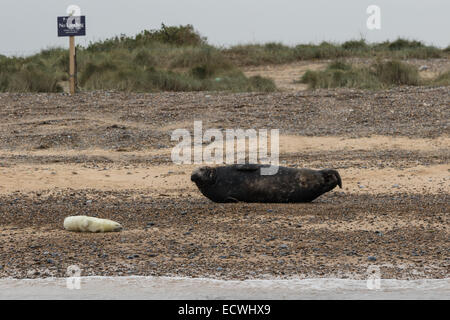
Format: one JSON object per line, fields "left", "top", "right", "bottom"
{"left": 1, "top": 276, "right": 449, "bottom": 299}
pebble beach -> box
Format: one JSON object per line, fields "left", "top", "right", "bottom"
{"left": 0, "top": 86, "right": 448, "bottom": 280}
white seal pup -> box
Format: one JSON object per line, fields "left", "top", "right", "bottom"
{"left": 64, "top": 216, "right": 123, "bottom": 233}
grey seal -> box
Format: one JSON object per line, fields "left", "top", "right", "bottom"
{"left": 191, "top": 164, "right": 342, "bottom": 203}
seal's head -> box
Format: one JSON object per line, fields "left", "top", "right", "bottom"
{"left": 110, "top": 221, "right": 123, "bottom": 232}
{"left": 320, "top": 169, "right": 342, "bottom": 189}
{"left": 191, "top": 166, "right": 217, "bottom": 187}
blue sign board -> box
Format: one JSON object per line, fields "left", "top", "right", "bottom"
{"left": 57, "top": 16, "right": 86, "bottom": 37}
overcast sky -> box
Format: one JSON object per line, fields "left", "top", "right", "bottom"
{"left": 0, "top": 0, "right": 448, "bottom": 56}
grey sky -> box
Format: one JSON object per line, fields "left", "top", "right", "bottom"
{"left": 0, "top": 0, "right": 448, "bottom": 56}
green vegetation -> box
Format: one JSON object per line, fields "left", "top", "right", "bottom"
{"left": 0, "top": 25, "right": 275, "bottom": 93}
{"left": 85, "top": 24, "right": 207, "bottom": 52}
{"left": 299, "top": 60, "right": 421, "bottom": 89}
{"left": 0, "top": 24, "right": 448, "bottom": 92}
{"left": 431, "top": 71, "right": 450, "bottom": 86}
{"left": 224, "top": 39, "right": 446, "bottom": 66}
{"left": 0, "top": 51, "right": 65, "bottom": 92}
{"left": 76, "top": 44, "right": 275, "bottom": 92}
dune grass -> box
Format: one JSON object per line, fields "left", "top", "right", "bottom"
{"left": 0, "top": 52, "right": 64, "bottom": 92}
{"left": 299, "top": 60, "right": 421, "bottom": 89}
{"left": 0, "top": 25, "right": 276, "bottom": 93}
{"left": 76, "top": 44, "right": 276, "bottom": 92}
{"left": 430, "top": 71, "right": 450, "bottom": 86}
{"left": 0, "top": 24, "right": 448, "bottom": 93}
{"left": 224, "top": 39, "right": 446, "bottom": 66}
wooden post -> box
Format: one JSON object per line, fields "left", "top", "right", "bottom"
{"left": 69, "top": 36, "right": 76, "bottom": 95}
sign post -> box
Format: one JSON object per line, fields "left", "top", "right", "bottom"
{"left": 69, "top": 36, "right": 76, "bottom": 95}
{"left": 57, "top": 15, "right": 86, "bottom": 95}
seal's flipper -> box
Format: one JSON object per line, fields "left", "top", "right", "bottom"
{"left": 225, "top": 197, "right": 239, "bottom": 203}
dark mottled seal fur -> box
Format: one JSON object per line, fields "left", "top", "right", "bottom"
{"left": 191, "top": 164, "right": 342, "bottom": 203}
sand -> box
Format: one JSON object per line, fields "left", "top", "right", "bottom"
{"left": 1, "top": 277, "right": 449, "bottom": 299}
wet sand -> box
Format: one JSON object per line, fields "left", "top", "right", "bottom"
{"left": 1, "top": 277, "right": 449, "bottom": 300}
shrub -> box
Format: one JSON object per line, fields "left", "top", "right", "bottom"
{"left": 388, "top": 39, "right": 424, "bottom": 50}
{"left": 294, "top": 42, "right": 347, "bottom": 60}
{"left": 8, "top": 63, "right": 62, "bottom": 92}
{"left": 223, "top": 44, "right": 296, "bottom": 65}
{"left": 1, "top": 24, "right": 446, "bottom": 93}
{"left": 170, "top": 46, "right": 231, "bottom": 69}
{"left": 373, "top": 60, "right": 419, "bottom": 85}
{"left": 79, "top": 60, "right": 117, "bottom": 86}
{"left": 138, "top": 24, "right": 206, "bottom": 46}
{"left": 247, "top": 75, "right": 277, "bottom": 92}
{"left": 300, "top": 60, "right": 420, "bottom": 89}
{"left": 86, "top": 24, "right": 206, "bottom": 52}
{"left": 299, "top": 67, "right": 381, "bottom": 89}
{"left": 342, "top": 39, "right": 368, "bottom": 50}
{"left": 133, "top": 48, "right": 157, "bottom": 68}
{"left": 432, "top": 71, "right": 450, "bottom": 86}
{"left": 326, "top": 60, "right": 352, "bottom": 71}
